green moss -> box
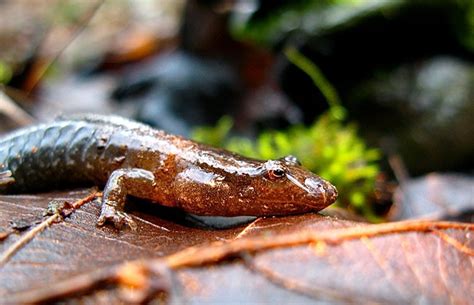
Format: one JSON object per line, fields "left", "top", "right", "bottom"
{"left": 0, "top": 61, "right": 12, "bottom": 84}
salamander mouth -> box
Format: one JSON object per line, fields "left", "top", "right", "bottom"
{"left": 286, "top": 173, "right": 312, "bottom": 193}
{"left": 286, "top": 174, "right": 338, "bottom": 206}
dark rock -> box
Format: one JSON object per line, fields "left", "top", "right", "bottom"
{"left": 350, "top": 57, "right": 474, "bottom": 174}
{"left": 111, "top": 51, "right": 242, "bottom": 136}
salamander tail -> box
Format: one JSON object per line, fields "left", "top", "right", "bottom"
{"left": 0, "top": 170, "right": 15, "bottom": 186}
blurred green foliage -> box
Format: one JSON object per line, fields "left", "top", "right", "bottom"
{"left": 192, "top": 48, "right": 381, "bottom": 220}
{"left": 459, "top": 0, "right": 474, "bottom": 51}
{"left": 0, "top": 61, "right": 12, "bottom": 84}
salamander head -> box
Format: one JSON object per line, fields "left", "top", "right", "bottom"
{"left": 173, "top": 155, "right": 338, "bottom": 216}
{"left": 237, "top": 155, "right": 338, "bottom": 215}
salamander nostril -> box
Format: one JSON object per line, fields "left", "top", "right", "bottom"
{"left": 325, "top": 182, "right": 338, "bottom": 203}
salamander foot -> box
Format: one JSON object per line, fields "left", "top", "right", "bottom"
{"left": 97, "top": 168, "right": 155, "bottom": 231}
{"left": 97, "top": 201, "right": 137, "bottom": 230}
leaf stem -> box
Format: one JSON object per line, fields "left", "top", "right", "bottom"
{"left": 0, "top": 190, "right": 100, "bottom": 267}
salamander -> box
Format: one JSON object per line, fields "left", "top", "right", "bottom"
{"left": 0, "top": 114, "right": 338, "bottom": 229}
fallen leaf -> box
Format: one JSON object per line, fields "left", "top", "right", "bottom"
{"left": 1, "top": 189, "right": 473, "bottom": 304}
{"left": 391, "top": 173, "right": 474, "bottom": 222}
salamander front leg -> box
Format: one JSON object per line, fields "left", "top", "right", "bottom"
{"left": 97, "top": 168, "right": 155, "bottom": 230}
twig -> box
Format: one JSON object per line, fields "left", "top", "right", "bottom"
{"left": 25, "top": 0, "right": 105, "bottom": 94}
{"left": 4, "top": 261, "right": 166, "bottom": 305}
{"left": 165, "top": 220, "right": 474, "bottom": 268}
{"left": 0, "top": 214, "right": 59, "bottom": 268}
{"left": 433, "top": 230, "right": 474, "bottom": 256}
{"left": 388, "top": 153, "right": 410, "bottom": 187}
{"left": 0, "top": 190, "right": 100, "bottom": 267}
{"left": 386, "top": 150, "right": 413, "bottom": 218}
{"left": 233, "top": 218, "right": 261, "bottom": 239}
{"left": 5, "top": 265, "right": 121, "bottom": 305}
{"left": 0, "top": 89, "right": 35, "bottom": 127}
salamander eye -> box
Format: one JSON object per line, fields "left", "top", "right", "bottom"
{"left": 268, "top": 168, "right": 286, "bottom": 179}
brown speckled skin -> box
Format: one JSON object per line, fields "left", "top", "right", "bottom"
{"left": 0, "top": 114, "right": 337, "bottom": 227}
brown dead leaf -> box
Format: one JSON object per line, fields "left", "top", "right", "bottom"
{"left": 0, "top": 190, "right": 245, "bottom": 296}
{"left": 1, "top": 189, "right": 473, "bottom": 305}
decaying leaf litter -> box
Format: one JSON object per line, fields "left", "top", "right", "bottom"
{"left": 0, "top": 190, "right": 472, "bottom": 304}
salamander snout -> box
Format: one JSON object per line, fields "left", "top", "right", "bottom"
{"left": 324, "top": 181, "right": 338, "bottom": 204}
{"left": 304, "top": 177, "right": 338, "bottom": 205}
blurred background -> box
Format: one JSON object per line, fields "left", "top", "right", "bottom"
{"left": 0, "top": 0, "right": 472, "bottom": 221}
